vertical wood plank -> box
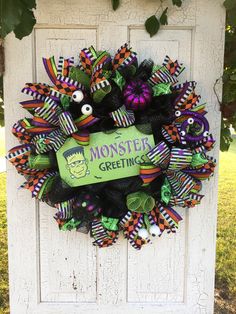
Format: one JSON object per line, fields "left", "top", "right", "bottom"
{"left": 5, "top": 0, "right": 225, "bottom": 313}
{"left": 5, "top": 33, "right": 38, "bottom": 314}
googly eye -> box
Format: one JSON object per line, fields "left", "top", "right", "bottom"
{"left": 81, "top": 104, "right": 93, "bottom": 115}
{"left": 175, "top": 110, "right": 181, "bottom": 117}
{"left": 187, "top": 117, "right": 194, "bottom": 124}
{"left": 203, "top": 131, "right": 209, "bottom": 137}
{"left": 180, "top": 130, "right": 186, "bottom": 136}
{"left": 72, "top": 90, "right": 84, "bottom": 103}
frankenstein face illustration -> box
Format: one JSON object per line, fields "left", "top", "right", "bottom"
{"left": 63, "top": 146, "right": 89, "bottom": 179}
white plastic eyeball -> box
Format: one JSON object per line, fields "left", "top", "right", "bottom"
{"left": 180, "top": 130, "right": 186, "bottom": 136}
{"left": 81, "top": 104, "right": 93, "bottom": 115}
{"left": 138, "top": 228, "right": 149, "bottom": 239}
{"left": 203, "top": 131, "right": 209, "bottom": 137}
{"left": 72, "top": 90, "right": 84, "bottom": 103}
{"left": 175, "top": 110, "right": 181, "bottom": 117}
{"left": 187, "top": 117, "right": 194, "bottom": 124}
{"left": 149, "top": 225, "right": 161, "bottom": 237}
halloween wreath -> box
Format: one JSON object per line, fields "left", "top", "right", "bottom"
{"left": 7, "top": 44, "right": 216, "bottom": 250}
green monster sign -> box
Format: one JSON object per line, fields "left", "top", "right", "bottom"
{"left": 56, "top": 126, "right": 155, "bottom": 187}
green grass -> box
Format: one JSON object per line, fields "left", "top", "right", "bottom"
{"left": 0, "top": 172, "right": 8, "bottom": 314}
{"left": 0, "top": 135, "right": 235, "bottom": 313}
{"left": 215, "top": 139, "right": 236, "bottom": 298}
{"left": 0, "top": 127, "right": 5, "bottom": 156}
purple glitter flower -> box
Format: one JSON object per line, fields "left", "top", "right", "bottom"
{"left": 123, "top": 79, "right": 152, "bottom": 111}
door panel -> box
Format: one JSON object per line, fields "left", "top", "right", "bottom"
{"left": 5, "top": 1, "right": 225, "bottom": 313}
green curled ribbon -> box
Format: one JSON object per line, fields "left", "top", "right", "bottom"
{"left": 152, "top": 83, "right": 172, "bottom": 96}
{"left": 61, "top": 218, "right": 81, "bottom": 231}
{"left": 69, "top": 67, "right": 90, "bottom": 90}
{"left": 101, "top": 216, "right": 119, "bottom": 231}
{"left": 61, "top": 95, "right": 71, "bottom": 111}
{"left": 36, "top": 138, "right": 47, "bottom": 151}
{"left": 112, "top": 70, "right": 126, "bottom": 90}
{"left": 29, "top": 153, "right": 53, "bottom": 169}
{"left": 161, "top": 178, "right": 172, "bottom": 205}
{"left": 190, "top": 153, "right": 208, "bottom": 168}
{"left": 126, "top": 191, "right": 155, "bottom": 213}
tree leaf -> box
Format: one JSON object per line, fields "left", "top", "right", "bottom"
{"left": 111, "top": 0, "right": 120, "bottom": 11}
{"left": 13, "top": 9, "right": 36, "bottom": 40}
{"left": 227, "top": 8, "right": 236, "bottom": 27}
{"left": 145, "top": 15, "right": 160, "bottom": 37}
{"left": 160, "top": 7, "right": 168, "bottom": 25}
{"left": 1, "top": 0, "right": 24, "bottom": 38}
{"left": 224, "top": 0, "right": 236, "bottom": 10}
{"left": 22, "top": 0, "right": 37, "bottom": 9}
{"left": 172, "top": 0, "right": 182, "bottom": 7}
{"left": 230, "top": 74, "right": 236, "bottom": 81}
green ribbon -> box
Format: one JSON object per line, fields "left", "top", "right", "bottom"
{"left": 93, "top": 85, "right": 112, "bottom": 103}
{"left": 126, "top": 191, "right": 155, "bottom": 213}
{"left": 152, "top": 83, "right": 172, "bottom": 96}
{"left": 190, "top": 153, "right": 208, "bottom": 168}
{"left": 101, "top": 216, "right": 119, "bottom": 231}
{"left": 112, "top": 70, "right": 126, "bottom": 90}
{"left": 35, "top": 138, "right": 47, "bottom": 151}
{"left": 29, "top": 153, "right": 52, "bottom": 169}
{"left": 144, "top": 213, "right": 151, "bottom": 230}
{"left": 161, "top": 178, "right": 172, "bottom": 205}
{"left": 152, "top": 64, "right": 162, "bottom": 73}
{"left": 61, "top": 95, "right": 71, "bottom": 111}
{"left": 61, "top": 218, "right": 81, "bottom": 231}
{"left": 23, "top": 118, "right": 32, "bottom": 128}
{"left": 69, "top": 66, "right": 90, "bottom": 90}
{"left": 90, "top": 46, "right": 98, "bottom": 59}
{"left": 37, "top": 176, "right": 55, "bottom": 200}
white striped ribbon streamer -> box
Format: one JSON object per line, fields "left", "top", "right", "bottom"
{"left": 193, "top": 134, "right": 215, "bottom": 153}
{"left": 169, "top": 196, "right": 186, "bottom": 207}
{"left": 173, "top": 81, "right": 197, "bottom": 108}
{"left": 128, "top": 215, "right": 143, "bottom": 241}
{"left": 21, "top": 88, "right": 46, "bottom": 101}
{"left": 119, "top": 52, "right": 137, "bottom": 69}
{"left": 147, "top": 141, "right": 170, "bottom": 167}
{"left": 56, "top": 74, "right": 85, "bottom": 90}
{"left": 120, "top": 211, "right": 132, "bottom": 227}
{"left": 90, "top": 79, "right": 110, "bottom": 93}
{"left": 13, "top": 122, "right": 27, "bottom": 134}
{"left": 167, "top": 171, "right": 195, "bottom": 198}
{"left": 175, "top": 123, "right": 187, "bottom": 145}
{"left": 57, "top": 57, "right": 74, "bottom": 76}
{"left": 172, "top": 81, "right": 196, "bottom": 92}
{"left": 49, "top": 89, "right": 63, "bottom": 100}
{"left": 92, "top": 56, "right": 111, "bottom": 76}
{"left": 188, "top": 193, "right": 203, "bottom": 202}
{"left": 32, "top": 134, "right": 54, "bottom": 154}
{"left": 148, "top": 68, "right": 177, "bottom": 86}
{"left": 162, "top": 55, "right": 183, "bottom": 78}
{"left": 168, "top": 147, "right": 192, "bottom": 171}
{"left": 55, "top": 197, "right": 75, "bottom": 220}
{"left": 81, "top": 48, "right": 96, "bottom": 62}
{"left": 59, "top": 112, "right": 78, "bottom": 135}
{"left": 161, "top": 127, "right": 176, "bottom": 144}
{"left": 35, "top": 96, "right": 61, "bottom": 126}
{"left": 32, "top": 171, "right": 56, "bottom": 198}
{"left": 157, "top": 203, "right": 177, "bottom": 228}
{"left": 91, "top": 221, "right": 108, "bottom": 244}
{"left": 46, "top": 129, "right": 67, "bottom": 152}
{"left": 109, "top": 105, "right": 135, "bottom": 127}
{"left": 7, "top": 145, "right": 31, "bottom": 160}
{"left": 32, "top": 129, "right": 67, "bottom": 154}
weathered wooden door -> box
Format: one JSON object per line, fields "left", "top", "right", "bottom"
{"left": 5, "top": 1, "right": 225, "bottom": 313}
